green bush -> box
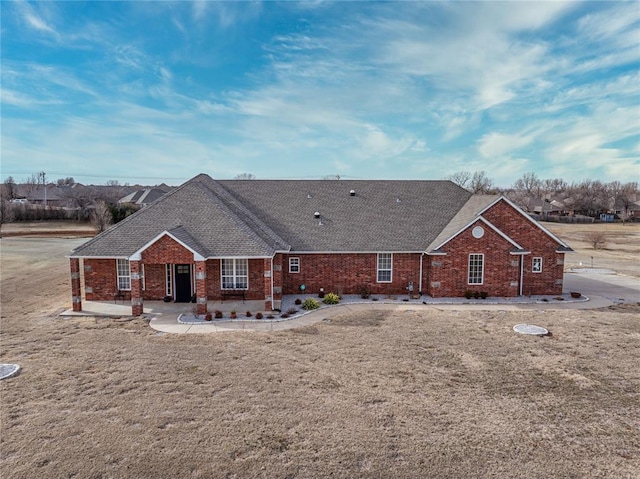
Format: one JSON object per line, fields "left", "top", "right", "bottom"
{"left": 322, "top": 292, "right": 340, "bottom": 305}
{"left": 302, "top": 298, "right": 320, "bottom": 310}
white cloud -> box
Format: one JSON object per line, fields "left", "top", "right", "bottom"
{"left": 477, "top": 132, "right": 535, "bottom": 159}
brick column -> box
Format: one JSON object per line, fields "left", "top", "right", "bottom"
{"left": 195, "top": 260, "right": 208, "bottom": 315}
{"left": 272, "top": 254, "right": 283, "bottom": 310}
{"left": 130, "top": 260, "right": 143, "bottom": 316}
{"left": 70, "top": 258, "right": 82, "bottom": 312}
{"left": 263, "top": 258, "right": 273, "bottom": 311}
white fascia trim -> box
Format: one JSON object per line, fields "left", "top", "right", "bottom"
{"left": 68, "top": 255, "right": 130, "bottom": 260}
{"left": 205, "top": 255, "right": 272, "bottom": 260}
{"left": 129, "top": 231, "right": 205, "bottom": 261}
{"left": 425, "top": 251, "right": 448, "bottom": 256}
{"left": 430, "top": 216, "right": 523, "bottom": 252}
{"left": 285, "top": 250, "right": 423, "bottom": 255}
{"left": 478, "top": 196, "right": 571, "bottom": 248}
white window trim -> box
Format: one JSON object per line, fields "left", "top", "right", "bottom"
{"left": 532, "top": 257, "right": 543, "bottom": 273}
{"left": 377, "top": 253, "right": 393, "bottom": 283}
{"left": 468, "top": 253, "right": 484, "bottom": 285}
{"left": 141, "top": 263, "right": 145, "bottom": 291}
{"left": 289, "top": 257, "right": 300, "bottom": 273}
{"left": 221, "top": 258, "right": 249, "bottom": 290}
{"left": 165, "top": 264, "right": 172, "bottom": 296}
{"left": 116, "top": 259, "right": 131, "bottom": 291}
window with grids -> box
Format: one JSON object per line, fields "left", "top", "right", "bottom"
{"left": 377, "top": 253, "right": 393, "bottom": 282}
{"left": 289, "top": 257, "right": 300, "bottom": 273}
{"left": 221, "top": 259, "right": 248, "bottom": 289}
{"left": 165, "top": 264, "right": 172, "bottom": 296}
{"left": 468, "top": 254, "right": 484, "bottom": 285}
{"left": 532, "top": 257, "right": 543, "bottom": 273}
{"left": 117, "top": 259, "right": 131, "bottom": 291}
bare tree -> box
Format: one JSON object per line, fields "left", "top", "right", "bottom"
{"left": 4, "top": 176, "right": 16, "bottom": 199}
{"left": 234, "top": 173, "right": 256, "bottom": 180}
{"left": 0, "top": 184, "right": 14, "bottom": 235}
{"left": 37, "top": 171, "right": 47, "bottom": 185}
{"left": 56, "top": 177, "right": 75, "bottom": 186}
{"left": 468, "top": 171, "right": 495, "bottom": 194}
{"left": 447, "top": 171, "right": 472, "bottom": 189}
{"left": 92, "top": 201, "right": 113, "bottom": 233}
{"left": 585, "top": 231, "right": 606, "bottom": 250}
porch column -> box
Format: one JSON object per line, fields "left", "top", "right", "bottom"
{"left": 70, "top": 258, "right": 82, "bottom": 312}
{"left": 263, "top": 258, "right": 273, "bottom": 311}
{"left": 130, "top": 260, "right": 143, "bottom": 316}
{"left": 195, "top": 260, "right": 208, "bottom": 315}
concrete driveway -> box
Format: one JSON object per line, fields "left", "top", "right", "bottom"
{"left": 563, "top": 269, "right": 640, "bottom": 304}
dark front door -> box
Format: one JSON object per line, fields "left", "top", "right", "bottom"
{"left": 174, "top": 264, "right": 192, "bottom": 302}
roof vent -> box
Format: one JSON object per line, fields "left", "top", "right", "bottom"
{"left": 314, "top": 211, "right": 321, "bottom": 219}
{"left": 307, "top": 193, "right": 312, "bottom": 199}
{"left": 396, "top": 198, "right": 401, "bottom": 203}
{"left": 349, "top": 189, "right": 355, "bottom": 196}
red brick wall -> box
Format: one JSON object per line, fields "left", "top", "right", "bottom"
{"left": 481, "top": 200, "right": 564, "bottom": 295}
{"left": 143, "top": 264, "right": 166, "bottom": 300}
{"left": 281, "top": 253, "right": 422, "bottom": 295}
{"left": 426, "top": 220, "right": 521, "bottom": 297}
{"left": 85, "top": 258, "right": 268, "bottom": 302}
{"left": 141, "top": 235, "right": 194, "bottom": 264}
{"left": 84, "top": 259, "right": 127, "bottom": 301}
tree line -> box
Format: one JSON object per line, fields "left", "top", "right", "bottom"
{"left": 446, "top": 171, "right": 638, "bottom": 221}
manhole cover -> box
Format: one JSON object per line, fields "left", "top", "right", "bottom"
{"left": 513, "top": 324, "right": 548, "bottom": 336}
{"left": 0, "top": 364, "right": 21, "bottom": 380}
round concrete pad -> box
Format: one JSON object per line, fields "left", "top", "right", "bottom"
{"left": 0, "top": 363, "right": 21, "bottom": 380}
{"left": 513, "top": 324, "right": 548, "bottom": 335}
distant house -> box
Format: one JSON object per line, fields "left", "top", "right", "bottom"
{"left": 118, "top": 186, "right": 172, "bottom": 207}
{"left": 69, "top": 174, "right": 573, "bottom": 316}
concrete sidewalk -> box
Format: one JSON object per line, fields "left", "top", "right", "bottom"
{"left": 147, "top": 293, "right": 615, "bottom": 334}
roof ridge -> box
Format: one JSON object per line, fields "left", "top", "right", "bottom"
{"left": 202, "top": 180, "right": 290, "bottom": 252}
{"left": 72, "top": 174, "right": 210, "bottom": 255}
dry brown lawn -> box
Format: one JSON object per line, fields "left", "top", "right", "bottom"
{"left": 1, "top": 224, "right": 639, "bottom": 478}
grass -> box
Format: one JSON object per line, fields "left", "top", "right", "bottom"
{"left": 1, "top": 227, "right": 639, "bottom": 478}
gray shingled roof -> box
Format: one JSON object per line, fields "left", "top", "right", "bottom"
{"left": 426, "top": 195, "right": 500, "bottom": 252}
{"left": 72, "top": 174, "right": 472, "bottom": 258}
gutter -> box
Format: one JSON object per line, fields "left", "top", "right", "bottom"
{"left": 419, "top": 252, "right": 424, "bottom": 294}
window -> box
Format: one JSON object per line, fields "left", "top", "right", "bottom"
{"left": 289, "top": 257, "right": 300, "bottom": 273}
{"left": 165, "top": 264, "right": 172, "bottom": 296}
{"left": 377, "top": 253, "right": 392, "bottom": 282}
{"left": 468, "top": 254, "right": 484, "bottom": 285}
{"left": 532, "top": 257, "right": 543, "bottom": 273}
{"left": 117, "top": 259, "right": 131, "bottom": 291}
{"left": 221, "top": 259, "right": 248, "bottom": 289}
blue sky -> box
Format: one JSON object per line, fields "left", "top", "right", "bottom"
{"left": 1, "top": 1, "right": 639, "bottom": 187}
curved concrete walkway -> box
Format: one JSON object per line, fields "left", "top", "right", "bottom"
{"left": 148, "top": 293, "right": 615, "bottom": 334}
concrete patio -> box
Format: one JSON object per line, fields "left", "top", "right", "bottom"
{"left": 60, "top": 299, "right": 269, "bottom": 318}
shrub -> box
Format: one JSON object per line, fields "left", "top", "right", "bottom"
{"left": 302, "top": 298, "right": 320, "bottom": 310}
{"left": 245, "top": 311, "right": 252, "bottom": 317}
{"left": 280, "top": 313, "right": 289, "bottom": 319}
{"left": 287, "top": 307, "right": 298, "bottom": 315}
{"left": 255, "top": 312, "right": 263, "bottom": 319}
{"left": 294, "top": 298, "right": 302, "bottom": 305}
{"left": 473, "top": 291, "right": 480, "bottom": 299}
{"left": 266, "top": 314, "right": 275, "bottom": 319}
{"left": 322, "top": 292, "right": 340, "bottom": 305}
{"left": 214, "top": 310, "right": 223, "bottom": 319}
{"left": 464, "top": 290, "right": 473, "bottom": 299}
{"left": 357, "top": 284, "right": 371, "bottom": 299}
{"left": 480, "top": 291, "right": 488, "bottom": 299}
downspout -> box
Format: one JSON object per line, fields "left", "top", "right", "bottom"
{"left": 519, "top": 256, "right": 524, "bottom": 296}
{"left": 419, "top": 252, "right": 424, "bottom": 294}
{"left": 270, "top": 255, "right": 275, "bottom": 311}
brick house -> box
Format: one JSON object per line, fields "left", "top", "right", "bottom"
{"left": 69, "top": 174, "right": 572, "bottom": 315}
